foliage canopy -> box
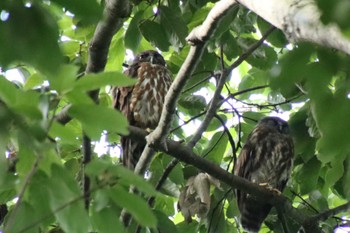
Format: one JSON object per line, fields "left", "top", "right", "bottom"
{"left": 0, "top": 0, "right": 350, "bottom": 232}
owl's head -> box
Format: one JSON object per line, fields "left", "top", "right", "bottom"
{"left": 135, "top": 50, "right": 166, "bottom": 66}
{"left": 259, "top": 117, "right": 290, "bottom": 134}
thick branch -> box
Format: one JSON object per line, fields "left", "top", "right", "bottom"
{"left": 308, "top": 201, "right": 350, "bottom": 224}
{"left": 237, "top": 0, "right": 350, "bottom": 55}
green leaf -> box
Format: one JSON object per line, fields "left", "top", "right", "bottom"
{"left": 154, "top": 194, "right": 176, "bottom": 216}
{"left": 49, "top": 64, "right": 79, "bottom": 93}
{"left": 159, "top": 6, "right": 188, "bottom": 49}
{"left": 334, "top": 156, "right": 350, "bottom": 200}
{"left": 0, "top": 3, "right": 63, "bottom": 75}
{"left": 60, "top": 40, "right": 81, "bottom": 58}
{"left": 51, "top": 0, "right": 102, "bottom": 24}
{"left": 154, "top": 210, "right": 179, "bottom": 233}
{"left": 178, "top": 95, "right": 207, "bottom": 111}
{"left": 23, "top": 73, "right": 44, "bottom": 90}
{"left": 325, "top": 158, "right": 344, "bottom": 189}
{"left": 108, "top": 185, "right": 157, "bottom": 227}
{"left": 245, "top": 44, "right": 277, "bottom": 70}
{"left": 139, "top": 20, "right": 170, "bottom": 51}
{"left": 74, "top": 71, "right": 137, "bottom": 91}
{"left": 5, "top": 202, "right": 39, "bottom": 233}
{"left": 202, "top": 131, "right": 228, "bottom": 164}
{"left": 125, "top": 10, "right": 144, "bottom": 50}
{"left": 296, "top": 157, "right": 321, "bottom": 194}
{"left": 26, "top": 171, "right": 55, "bottom": 228}
{"left": 49, "top": 121, "right": 80, "bottom": 144}
{"left": 47, "top": 164, "right": 90, "bottom": 233}
{"left": 68, "top": 104, "right": 129, "bottom": 139}
{"left": 86, "top": 159, "right": 157, "bottom": 196}
{"left": 91, "top": 207, "right": 124, "bottom": 233}
{"left": 105, "top": 29, "right": 125, "bottom": 71}
{"left": 176, "top": 221, "right": 199, "bottom": 233}
{"left": 257, "top": 17, "right": 288, "bottom": 48}
{"left": 226, "top": 200, "right": 239, "bottom": 219}
{"left": 0, "top": 76, "right": 20, "bottom": 106}
{"left": 289, "top": 106, "right": 317, "bottom": 164}
{"left": 238, "top": 68, "right": 269, "bottom": 99}
{"left": 207, "top": 114, "right": 228, "bottom": 132}
{"left": 207, "top": 202, "right": 226, "bottom": 233}
{"left": 187, "top": 5, "right": 211, "bottom": 30}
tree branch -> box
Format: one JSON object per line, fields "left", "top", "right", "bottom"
{"left": 309, "top": 201, "right": 350, "bottom": 223}
{"left": 237, "top": 0, "right": 350, "bottom": 55}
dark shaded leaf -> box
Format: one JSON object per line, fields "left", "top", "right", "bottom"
{"left": 202, "top": 131, "right": 228, "bottom": 164}
{"left": 159, "top": 6, "right": 188, "bottom": 49}
{"left": 0, "top": 2, "right": 62, "bottom": 74}
{"left": 139, "top": 20, "right": 170, "bottom": 51}
{"left": 296, "top": 157, "right": 321, "bottom": 194}
{"left": 51, "top": 0, "right": 102, "bottom": 24}
{"left": 125, "top": 10, "right": 144, "bottom": 51}
{"left": 154, "top": 210, "right": 179, "bottom": 233}
{"left": 245, "top": 44, "right": 277, "bottom": 70}
{"left": 86, "top": 159, "right": 157, "bottom": 196}
{"left": 178, "top": 95, "right": 207, "bottom": 110}
{"left": 5, "top": 202, "right": 39, "bottom": 233}
{"left": 91, "top": 207, "right": 124, "bottom": 233}
{"left": 47, "top": 164, "right": 89, "bottom": 233}
{"left": 257, "top": 17, "right": 288, "bottom": 48}
{"left": 108, "top": 185, "right": 157, "bottom": 227}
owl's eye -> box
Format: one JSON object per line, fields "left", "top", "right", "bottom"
{"left": 140, "top": 53, "right": 148, "bottom": 59}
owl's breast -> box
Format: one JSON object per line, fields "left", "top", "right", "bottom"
{"left": 251, "top": 133, "right": 293, "bottom": 188}
{"left": 130, "top": 63, "right": 172, "bottom": 129}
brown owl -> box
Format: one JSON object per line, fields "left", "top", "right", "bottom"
{"left": 113, "top": 50, "right": 172, "bottom": 169}
{"left": 234, "top": 117, "right": 294, "bottom": 232}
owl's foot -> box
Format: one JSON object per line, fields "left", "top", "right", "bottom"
{"left": 259, "top": 183, "right": 281, "bottom": 195}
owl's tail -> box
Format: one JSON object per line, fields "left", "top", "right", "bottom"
{"left": 239, "top": 196, "right": 272, "bottom": 233}
{"left": 121, "top": 137, "right": 145, "bottom": 170}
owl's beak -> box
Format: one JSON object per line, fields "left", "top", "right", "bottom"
{"left": 149, "top": 55, "right": 155, "bottom": 64}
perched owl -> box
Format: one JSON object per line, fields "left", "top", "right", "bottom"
{"left": 234, "top": 117, "right": 294, "bottom": 232}
{"left": 113, "top": 50, "right": 172, "bottom": 169}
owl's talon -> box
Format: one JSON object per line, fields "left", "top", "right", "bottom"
{"left": 259, "top": 183, "right": 281, "bottom": 195}
{"left": 145, "top": 128, "right": 153, "bottom": 133}
{"left": 259, "top": 182, "right": 268, "bottom": 187}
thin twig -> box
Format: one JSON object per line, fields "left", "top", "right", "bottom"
{"left": 214, "top": 114, "right": 237, "bottom": 166}
{"left": 4, "top": 155, "right": 42, "bottom": 232}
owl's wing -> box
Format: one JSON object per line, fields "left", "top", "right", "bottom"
{"left": 113, "top": 61, "right": 142, "bottom": 124}
{"left": 112, "top": 64, "right": 141, "bottom": 169}
{"left": 112, "top": 85, "right": 134, "bottom": 124}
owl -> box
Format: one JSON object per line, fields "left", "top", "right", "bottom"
{"left": 234, "top": 117, "right": 294, "bottom": 232}
{"left": 113, "top": 50, "right": 172, "bottom": 169}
